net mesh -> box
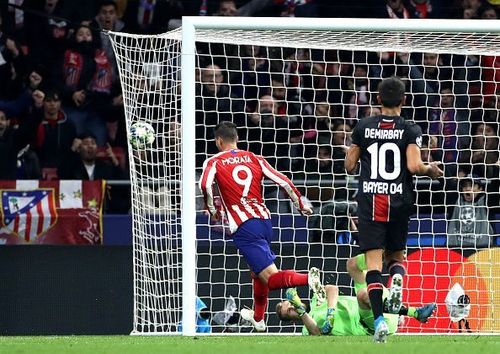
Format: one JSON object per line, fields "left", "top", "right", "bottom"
{"left": 109, "top": 26, "right": 500, "bottom": 334}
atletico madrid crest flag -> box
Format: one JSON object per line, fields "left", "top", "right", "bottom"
{"left": 0, "top": 180, "right": 106, "bottom": 245}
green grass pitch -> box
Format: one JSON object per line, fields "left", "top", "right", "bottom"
{"left": 0, "top": 335, "right": 499, "bottom": 354}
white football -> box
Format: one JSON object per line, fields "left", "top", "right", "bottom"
{"left": 129, "top": 121, "right": 155, "bottom": 148}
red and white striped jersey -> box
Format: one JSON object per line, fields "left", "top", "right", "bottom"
{"left": 199, "top": 149, "right": 304, "bottom": 233}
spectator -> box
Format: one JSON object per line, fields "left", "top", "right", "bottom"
{"left": 0, "top": 90, "right": 44, "bottom": 179}
{"left": 372, "top": 52, "right": 409, "bottom": 79}
{"left": 459, "top": 123, "right": 500, "bottom": 179}
{"left": 482, "top": 95, "right": 500, "bottom": 123}
{"left": 32, "top": 90, "right": 76, "bottom": 169}
{"left": 1, "top": 0, "right": 28, "bottom": 44}
{"left": 478, "top": 3, "right": 498, "bottom": 18}
{"left": 58, "top": 132, "right": 125, "bottom": 180}
{"left": 24, "top": 0, "right": 69, "bottom": 71}
{"left": 0, "top": 67, "right": 45, "bottom": 118}
{"left": 463, "top": 0, "right": 483, "bottom": 14}
{"left": 195, "top": 63, "right": 245, "bottom": 167}
{"left": 245, "top": 93, "right": 296, "bottom": 174}
{"left": 237, "top": 45, "right": 270, "bottom": 99}
{"left": 428, "top": 85, "right": 459, "bottom": 171}
{"left": 270, "top": 74, "right": 300, "bottom": 116}
{"left": 122, "top": 0, "right": 177, "bottom": 34}
{"left": 91, "top": 0, "right": 124, "bottom": 76}
{"left": 235, "top": 0, "right": 317, "bottom": 17}
{"left": 301, "top": 101, "right": 333, "bottom": 149}
{"left": 54, "top": 24, "right": 115, "bottom": 145}
{"left": 420, "top": 136, "right": 435, "bottom": 164}
{"left": 331, "top": 122, "right": 352, "bottom": 173}
{"left": 421, "top": 53, "right": 452, "bottom": 95}
{"left": 346, "top": 64, "right": 371, "bottom": 120}
{"left": 246, "top": 94, "right": 278, "bottom": 158}
{"left": 383, "top": 0, "right": 412, "bottom": 18}
{"left": 447, "top": 178, "right": 494, "bottom": 248}
{"left": 409, "top": 0, "right": 436, "bottom": 18}
{"left": 216, "top": 0, "right": 238, "bottom": 16}
{"left": 298, "top": 144, "right": 335, "bottom": 182}
{"left": 275, "top": 0, "right": 318, "bottom": 17}
{"left": 0, "top": 14, "right": 26, "bottom": 100}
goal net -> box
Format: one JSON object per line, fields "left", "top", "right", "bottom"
{"left": 108, "top": 18, "right": 500, "bottom": 335}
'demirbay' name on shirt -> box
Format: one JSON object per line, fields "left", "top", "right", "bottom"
{"left": 221, "top": 155, "right": 253, "bottom": 166}
{"left": 364, "top": 128, "right": 405, "bottom": 140}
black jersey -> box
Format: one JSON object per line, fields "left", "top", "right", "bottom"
{"left": 351, "top": 115, "right": 422, "bottom": 222}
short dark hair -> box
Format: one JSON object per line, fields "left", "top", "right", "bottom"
{"left": 43, "top": 90, "right": 61, "bottom": 101}
{"left": 79, "top": 131, "right": 97, "bottom": 141}
{"left": 214, "top": 121, "right": 238, "bottom": 142}
{"left": 378, "top": 76, "right": 405, "bottom": 108}
{"left": 99, "top": 0, "right": 118, "bottom": 11}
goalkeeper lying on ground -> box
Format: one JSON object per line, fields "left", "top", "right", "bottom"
{"left": 275, "top": 254, "right": 436, "bottom": 336}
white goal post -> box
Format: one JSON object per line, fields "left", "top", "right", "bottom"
{"left": 108, "top": 17, "right": 500, "bottom": 336}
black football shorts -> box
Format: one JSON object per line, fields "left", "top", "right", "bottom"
{"left": 357, "top": 217, "right": 409, "bottom": 252}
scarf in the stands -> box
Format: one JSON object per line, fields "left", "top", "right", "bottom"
{"left": 35, "top": 111, "right": 66, "bottom": 148}
{"left": 410, "top": 0, "right": 432, "bottom": 18}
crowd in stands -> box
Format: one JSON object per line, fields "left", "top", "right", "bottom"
{"left": 0, "top": 1, "right": 499, "bottom": 226}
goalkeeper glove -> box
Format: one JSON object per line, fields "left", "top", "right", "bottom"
{"left": 286, "top": 288, "right": 307, "bottom": 317}
{"left": 321, "top": 308, "right": 336, "bottom": 335}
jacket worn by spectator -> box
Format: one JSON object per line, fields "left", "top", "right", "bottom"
{"left": 58, "top": 134, "right": 125, "bottom": 180}
{"left": 0, "top": 103, "right": 42, "bottom": 179}
{"left": 33, "top": 93, "right": 77, "bottom": 169}
{"left": 447, "top": 193, "right": 493, "bottom": 248}
{"left": 58, "top": 151, "right": 124, "bottom": 180}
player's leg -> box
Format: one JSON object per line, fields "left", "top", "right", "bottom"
{"left": 356, "top": 287, "right": 436, "bottom": 323}
{"left": 384, "top": 217, "right": 410, "bottom": 314}
{"left": 256, "top": 219, "right": 318, "bottom": 295}
{"left": 365, "top": 249, "right": 385, "bottom": 321}
{"left": 346, "top": 254, "right": 367, "bottom": 294}
{"left": 234, "top": 219, "right": 311, "bottom": 329}
{"left": 356, "top": 288, "right": 378, "bottom": 334}
{"left": 250, "top": 271, "right": 269, "bottom": 324}
{"left": 232, "top": 219, "right": 275, "bottom": 331}
{"left": 399, "top": 303, "right": 437, "bottom": 323}
{"left": 320, "top": 285, "right": 339, "bottom": 334}
{"left": 357, "top": 218, "right": 388, "bottom": 343}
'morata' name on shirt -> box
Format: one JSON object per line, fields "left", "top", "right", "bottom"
{"left": 365, "top": 128, "right": 404, "bottom": 140}
{"left": 221, "top": 155, "right": 253, "bottom": 165}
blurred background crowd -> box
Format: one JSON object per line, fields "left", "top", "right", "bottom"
{"left": 0, "top": 1, "right": 499, "bottom": 242}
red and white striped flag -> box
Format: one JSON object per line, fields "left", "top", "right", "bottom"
{"left": 0, "top": 180, "right": 105, "bottom": 244}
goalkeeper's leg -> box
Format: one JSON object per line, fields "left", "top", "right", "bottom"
{"left": 347, "top": 254, "right": 367, "bottom": 295}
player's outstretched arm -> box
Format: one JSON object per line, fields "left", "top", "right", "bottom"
{"left": 257, "top": 156, "right": 312, "bottom": 216}
{"left": 406, "top": 144, "right": 443, "bottom": 180}
{"left": 302, "top": 313, "right": 322, "bottom": 336}
{"left": 345, "top": 144, "right": 361, "bottom": 174}
{"left": 285, "top": 288, "right": 321, "bottom": 335}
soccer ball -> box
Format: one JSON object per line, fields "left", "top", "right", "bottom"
{"left": 129, "top": 121, "right": 155, "bottom": 148}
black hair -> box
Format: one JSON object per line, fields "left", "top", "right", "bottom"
{"left": 378, "top": 76, "right": 405, "bottom": 108}
{"left": 99, "top": 0, "right": 118, "bottom": 11}
{"left": 214, "top": 121, "right": 238, "bottom": 142}
{"left": 79, "top": 131, "right": 98, "bottom": 141}
{"left": 43, "top": 89, "right": 61, "bottom": 101}
{"left": 440, "top": 81, "right": 453, "bottom": 92}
